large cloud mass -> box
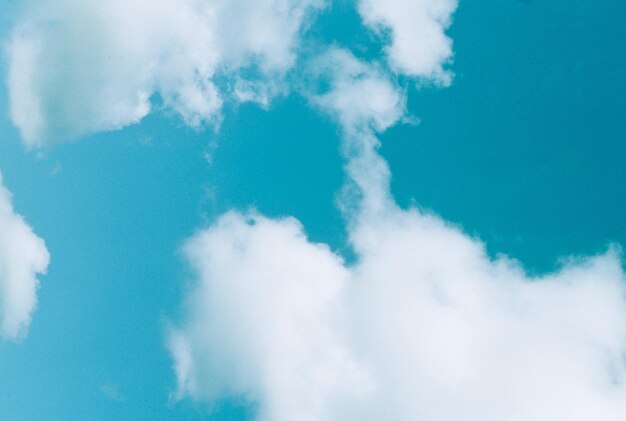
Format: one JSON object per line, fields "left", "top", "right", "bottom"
{"left": 0, "top": 175, "right": 50, "bottom": 340}
{"left": 7, "top": 0, "right": 325, "bottom": 147}
{"left": 172, "top": 209, "right": 626, "bottom": 420}
{"left": 169, "top": 49, "right": 626, "bottom": 420}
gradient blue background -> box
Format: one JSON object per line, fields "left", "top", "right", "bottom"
{"left": 0, "top": 0, "right": 625, "bottom": 418}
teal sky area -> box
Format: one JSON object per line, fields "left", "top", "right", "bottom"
{"left": 0, "top": 0, "right": 625, "bottom": 419}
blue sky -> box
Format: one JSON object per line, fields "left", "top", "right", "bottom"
{"left": 0, "top": 1, "right": 625, "bottom": 420}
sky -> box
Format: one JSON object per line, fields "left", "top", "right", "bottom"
{"left": 0, "top": 0, "right": 625, "bottom": 420}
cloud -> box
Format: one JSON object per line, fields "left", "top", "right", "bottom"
{"left": 169, "top": 211, "right": 370, "bottom": 420}
{"left": 358, "top": 0, "right": 458, "bottom": 84}
{"left": 6, "top": 0, "right": 325, "bottom": 147}
{"left": 346, "top": 209, "right": 626, "bottom": 421}
{"left": 303, "top": 48, "right": 404, "bottom": 217}
{"left": 170, "top": 211, "right": 626, "bottom": 420}
{"left": 169, "top": 49, "right": 626, "bottom": 420}
{"left": 0, "top": 175, "right": 50, "bottom": 340}
{"left": 4, "top": 0, "right": 456, "bottom": 147}
{"left": 306, "top": 48, "right": 406, "bottom": 134}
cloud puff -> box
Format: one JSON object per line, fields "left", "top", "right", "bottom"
{"left": 7, "top": 0, "right": 325, "bottom": 147}
{"left": 169, "top": 211, "right": 369, "bottom": 420}
{"left": 306, "top": 48, "right": 405, "bottom": 133}
{"left": 170, "top": 49, "right": 626, "bottom": 420}
{"left": 358, "top": 0, "right": 457, "bottom": 84}
{"left": 0, "top": 175, "right": 50, "bottom": 340}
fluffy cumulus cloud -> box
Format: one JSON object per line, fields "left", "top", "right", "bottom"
{"left": 358, "top": 0, "right": 458, "bottom": 84}
{"left": 7, "top": 0, "right": 325, "bottom": 147}
{"left": 169, "top": 211, "right": 370, "bottom": 420}
{"left": 0, "top": 175, "right": 50, "bottom": 340}
{"left": 169, "top": 48, "right": 626, "bottom": 420}
{"left": 172, "top": 212, "right": 626, "bottom": 421}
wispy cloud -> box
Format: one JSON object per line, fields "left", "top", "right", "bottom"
{"left": 100, "top": 382, "right": 125, "bottom": 402}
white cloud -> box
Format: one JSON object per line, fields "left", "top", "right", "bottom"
{"left": 170, "top": 207, "right": 626, "bottom": 420}
{"left": 358, "top": 0, "right": 458, "bottom": 84}
{"left": 5, "top": 0, "right": 456, "bottom": 146}
{"left": 306, "top": 48, "right": 405, "bottom": 133}
{"left": 303, "top": 48, "right": 404, "bottom": 217}
{"left": 170, "top": 48, "right": 626, "bottom": 420}
{"left": 6, "top": 0, "right": 325, "bottom": 147}
{"left": 346, "top": 207, "right": 626, "bottom": 421}
{"left": 0, "top": 175, "right": 50, "bottom": 340}
{"left": 169, "top": 211, "right": 369, "bottom": 421}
